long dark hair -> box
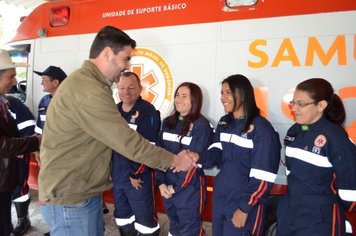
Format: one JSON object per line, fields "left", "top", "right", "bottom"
{"left": 166, "top": 82, "right": 204, "bottom": 139}
{"left": 296, "top": 78, "right": 345, "bottom": 127}
{"left": 222, "top": 74, "right": 260, "bottom": 133}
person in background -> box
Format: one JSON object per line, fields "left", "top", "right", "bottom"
{"left": 0, "top": 49, "right": 41, "bottom": 236}
{"left": 7, "top": 96, "right": 36, "bottom": 236}
{"left": 156, "top": 82, "right": 214, "bottom": 236}
{"left": 276, "top": 78, "right": 356, "bottom": 236}
{"left": 34, "top": 66, "right": 67, "bottom": 135}
{"left": 33, "top": 65, "right": 67, "bottom": 236}
{"left": 38, "top": 26, "right": 197, "bottom": 236}
{"left": 193, "top": 74, "right": 281, "bottom": 235}
{"left": 112, "top": 71, "right": 161, "bottom": 236}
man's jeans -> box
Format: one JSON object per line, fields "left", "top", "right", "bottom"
{"left": 40, "top": 195, "right": 104, "bottom": 236}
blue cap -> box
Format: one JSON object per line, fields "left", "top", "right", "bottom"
{"left": 34, "top": 66, "right": 67, "bottom": 82}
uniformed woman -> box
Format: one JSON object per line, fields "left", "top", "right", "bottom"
{"left": 277, "top": 78, "right": 356, "bottom": 235}
{"left": 198, "top": 74, "right": 281, "bottom": 236}
{"left": 156, "top": 82, "right": 214, "bottom": 236}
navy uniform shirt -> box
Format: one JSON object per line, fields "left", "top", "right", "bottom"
{"left": 200, "top": 114, "right": 281, "bottom": 214}
{"left": 112, "top": 96, "right": 161, "bottom": 184}
{"left": 156, "top": 116, "right": 214, "bottom": 194}
{"left": 35, "top": 94, "right": 51, "bottom": 134}
{"left": 285, "top": 116, "right": 356, "bottom": 211}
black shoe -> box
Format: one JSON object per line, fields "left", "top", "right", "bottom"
{"left": 43, "top": 232, "right": 50, "bottom": 236}
{"left": 12, "top": 216, "right": 31, "bottom": 236}
{"left": 13, "top": 198, "right": 32, "bottom": 236}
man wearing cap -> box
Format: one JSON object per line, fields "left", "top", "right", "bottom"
{"left": 0, "top": 49, "right": 41, "bottom": 236}
{"left": 34, "top": 66, "right": 67, "bottom": 135}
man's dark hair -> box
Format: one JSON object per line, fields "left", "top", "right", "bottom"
{"left": 89, "top": 26, "right": 136, "bottom": 59}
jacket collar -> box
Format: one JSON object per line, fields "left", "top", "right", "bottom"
{"left": 82, "top": 60, "right": 112, "bottom": 87}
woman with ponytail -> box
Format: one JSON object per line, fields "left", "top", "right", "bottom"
{"left": 277, "top": 78, "right": 356, "bottom": 236}
{"left": 195, "top": 74, "right": 281, "bottom": 235}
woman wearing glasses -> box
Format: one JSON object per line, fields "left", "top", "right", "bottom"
{"left": 277, "top": 78, "right": 356, "bottom": 236}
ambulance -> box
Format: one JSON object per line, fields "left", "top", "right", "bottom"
{"left": 4, "top": 0, "right": 356, "bottom": 234}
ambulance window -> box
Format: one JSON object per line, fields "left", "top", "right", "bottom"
{"left": 226, "top": 0, "right": 258, "bottom": 7}
{"left": 7, "top": 45, "right": 30, "bottom": 103}
{"left": 50, "top": 6, "right": 70, "bottom": 27}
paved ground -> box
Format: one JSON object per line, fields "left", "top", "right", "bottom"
{"left": 12, "top": 189, "right": 212, "bottom": 236}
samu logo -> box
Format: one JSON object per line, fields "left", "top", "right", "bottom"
{"left": 114, "top": 48, "right": 174, "bottom": 118}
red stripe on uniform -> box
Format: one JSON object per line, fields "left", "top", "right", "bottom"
{"left": 249, "top": 181, "right": 267, "bottom": 206}
{"left": 181, "top": 167, "right": 197, "bottom": 188}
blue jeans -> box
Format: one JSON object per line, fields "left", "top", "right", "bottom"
{"left": 40, "top": 195, "right": 104, "bottom": 236}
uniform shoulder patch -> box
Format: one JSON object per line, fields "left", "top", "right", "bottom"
{"left": 314, "top": 134, "right": 327, "bottom": 148}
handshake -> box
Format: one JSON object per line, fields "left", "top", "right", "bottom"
{"left": 170, "top": 149, "right": 199, "bottom": 173}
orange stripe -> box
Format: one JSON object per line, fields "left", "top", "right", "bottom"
{"left": 254, "top": 182, "right": 268, "bottom": 206}
{"left": 336, "top": 204, "right": 341, "bottom": 236}
{"left": 186, "top": 168, "right": 197, "bottom": 185}
{"left": 181, "top": 169, "right": 192, "bottom": 187}
{"left": 330, "top": 173, "right": 337, "bottom": 194}
{"left": 198, "top": 176, "right": 205, "bottom": 236}
{"left": 249, "top": 181, "right": 268, "bottom": 206}
{"left": 199, "top": 176, "right": 204, "bottom": 214}
{"left": 181, "top": 167, "right": 197, "bottom": 188}
{"left": 249, "top": 181, "right": 264, "bottom": 205}
{"left": 134, "top": 164, "right": 145, "bottom": 175}
{"left": 332, "top": 203, "right": 336, "bottom": 236}
{"left": 256, "top": 205, "right": 264, "bottom": 236}
{"left": 252, "top": 204, "right": 261, "bottom": 235}
{"left": 348, "top": 202, "right": 356, "bottom": 212}
{"left": 150, "top": 171, "right": 158, "bottom": 221}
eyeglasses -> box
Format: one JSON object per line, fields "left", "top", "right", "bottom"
{"left": 289, "top": 100, "right": 316, "bottom": 108}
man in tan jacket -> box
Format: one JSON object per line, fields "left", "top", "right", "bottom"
{"left": 39, "top": 26, "right": 197, "bottom": 236}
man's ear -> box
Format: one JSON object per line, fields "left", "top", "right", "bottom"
{"left": 53, "top": 79, "right": 60, "bottom": 87}
{"left": 102, "top": 46, "right": 113, "bottom": 62}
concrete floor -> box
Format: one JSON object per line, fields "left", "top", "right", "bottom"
{"left": 11, "top": 189, "right": 212, "bottom": 236}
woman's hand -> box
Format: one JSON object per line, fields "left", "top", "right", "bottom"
{"left": 231, "top": 208, "right": 248, "bottom": 228}
{"left": 159, "top": 184, "right": 172, "bottom": 199}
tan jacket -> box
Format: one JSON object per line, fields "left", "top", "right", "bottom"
{"left": 39, "top": 61, "right": 173, "bottom": 205}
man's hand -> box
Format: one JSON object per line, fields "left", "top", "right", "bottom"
{"left": 130, "top": 177, "right": 143, "bottom": 190}
{"left": 231, "top": 208, "right": 248, "bottom": 228}
{"left": 159, "top": 184, "right": 172, "bottom": 199}
{"left": 186, "top": 150, "right": 199, "bottom": 162}
{"left": 34, "top": 151, "right": 41, "bottom": 166}
{"left": 36, "top": 134, "right": 42, "bottom": 144}
{"left": 170, "top": 150, "right": 197, "bottom": 173}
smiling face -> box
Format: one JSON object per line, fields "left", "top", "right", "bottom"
{"left": 107, "top": 45, "right": 133, "bottom": 82}
{"left": 174, "top": 86, "right": 192, "bottom": 116}
{"left": 0, "top": 68, "right": 17, "bottom": 95}
{"left": 117, "top": 74, "right": 142, "bottom": 108}
{"left": 220, "top": 82, "right": 244, "bottom": 119}
{"left": 291, "top": 89, "right": 326, "bottom": 125}
{"left": 41, "top": 75, "right": 59, "bottom": 94}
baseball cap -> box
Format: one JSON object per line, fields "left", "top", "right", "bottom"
{"left": 0, "top": 49, "right": 29, "bottom": 70}
{"left": 34, "top": 66, "right": 67, "bottom": 82}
